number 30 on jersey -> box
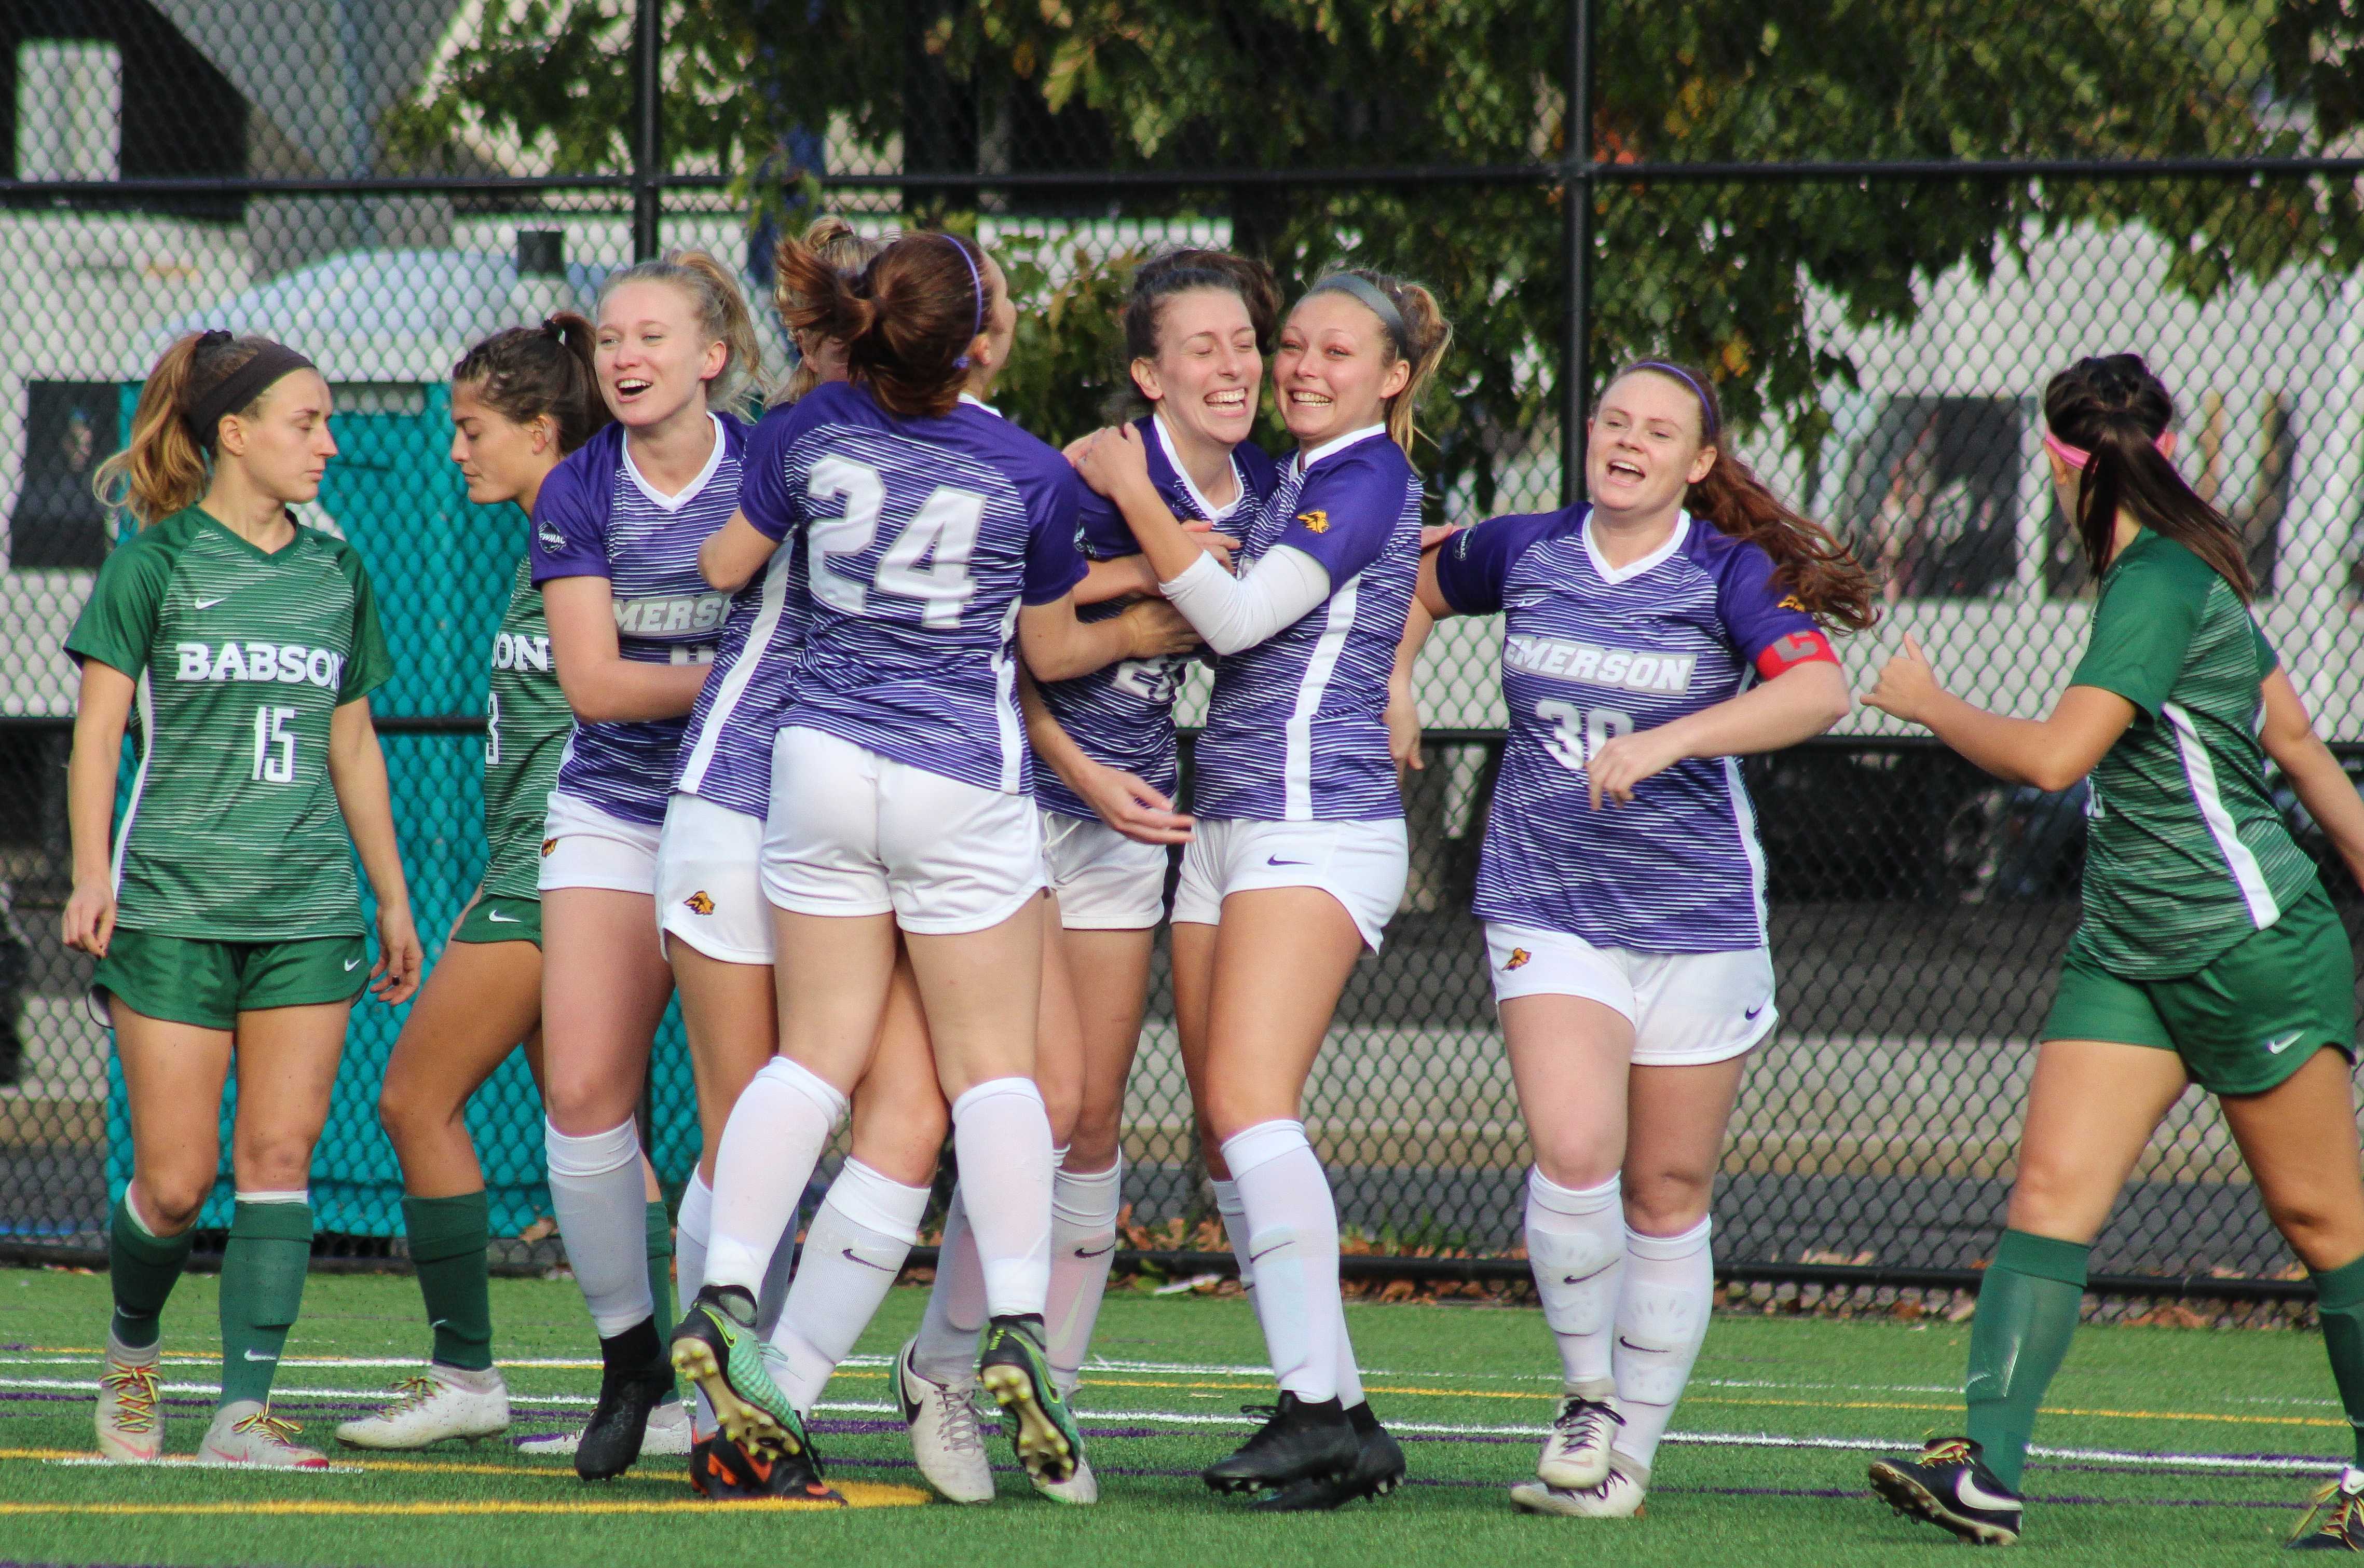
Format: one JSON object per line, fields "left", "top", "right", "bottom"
{"left": 1536, "top": 699, "right": 1632, "bottom": 774}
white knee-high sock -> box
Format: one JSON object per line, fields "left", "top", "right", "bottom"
{"left": 704, "top": 1057, "right": 847, "bottom": 1292}
{"left": 912, "top": 1188, "right": 988, "bottom": 1382}
{"left": 770, "top": 1158, "right": 930, "bottom": 1413}
{"left": 1525, "top": 1168, "right": 1625, "bottom": 1395}
{"left": 1220, "top": 1174, "right": 1365, "bottom": 1400}
{"left": 544, "top": 1120, "right": 655, "bottom": 1337}
{"left": 1045, "top": 1157, "right": 1123, "bottom": 1396}
{"left": 1612, "top": 1217, "right": 1713, "bottom": 1470}
{"left": 949, "top": 1078, "right": 1054, "bottom": 1319}
{"left": 1223, "top": 1120, "right": 1341, "bottom": 1405}
{"left": 676, "top": 1171, "right": 712, "bottom": 1305}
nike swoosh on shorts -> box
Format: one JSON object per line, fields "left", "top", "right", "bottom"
{"left": 344, "top": 957, "right": 363, "bottom": 971}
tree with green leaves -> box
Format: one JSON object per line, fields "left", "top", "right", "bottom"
{"left": 390, "top": 1, "right": 2364, "bottom": 505}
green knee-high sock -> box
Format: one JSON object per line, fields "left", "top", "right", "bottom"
{"left": 2311, "top": 1254, "right": 2364, "bottom": 1467}
{"left": 1964, "top": 1229, "right": 2089, "bottom": 1492}
{"left": 217, "top": 1198, "right": 313, "bottom": 1409}
{"left": 646, "top": 1198, "right": 681, "bottom": 1396}
{"left": 108, "top": 1191, "right": 194, "bottom": 1351}
{"left": 404, "top": 1192, "right": 495, "bottom": 1372}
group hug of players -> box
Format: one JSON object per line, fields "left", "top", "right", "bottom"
{"left": 54, "top": 213, "right": 2364, "bottom": 1548}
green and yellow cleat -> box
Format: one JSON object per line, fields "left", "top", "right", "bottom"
{"left": 668, "top": 1285, "right": 810, "bottom": 1463}
{"left": 977, "top": 1314, "right": 1083, "bottom": 1487}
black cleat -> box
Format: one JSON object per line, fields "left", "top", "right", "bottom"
{"left": 1203, "top": 1392, "right": 1360, "bottom": 1494}
{"left": 690, "top": 1429, "right": 845, "bottom": 1506}
{"left": 2287, "top": 1466, "right": 2364, "bottom": 1550}
{"left": 575, "top": 1317, "right": 677, "bottom": 1481}
{"left": 689, "top": 1433, "right": 758, "bottom": 1498}
{"left": 1251, "top": 1400, "right": 1406, "bottom": 1511}
{"left": 1868, "top": 1437, "right": 2023, "bottom": 1545}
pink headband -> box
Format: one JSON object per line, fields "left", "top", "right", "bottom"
{"left": 2043, "top": 430, "right": 2171, "bottom": 470}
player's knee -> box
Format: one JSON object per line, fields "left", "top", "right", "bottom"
{"left": 1066, "top": 1105, "right": 1123, "bottom": 1172}
{"left": 1529, "top": 1124, "right": 1622, "bottom": 1195}
{"left": 235, "top": 1133, "right": 320, "bottom": 1193}
{"left": 136, "top": 1174, "right": 209, "bottom": 1234}
{"left": 1622, "top": 1168, "right": 1712, "bottom": 1236}
{"left": 2266, "top": 1194, "right": 2364, "bottom": 1271}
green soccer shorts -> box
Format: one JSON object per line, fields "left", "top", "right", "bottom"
{"left": 93, "top": 928, "right": 368, "bottom": 1032}
{"left": 2042, "top": 884, "right": 2357, "bottom": 1096}
{"left": 450, "top": 894, "right": 542, "bottom": 948}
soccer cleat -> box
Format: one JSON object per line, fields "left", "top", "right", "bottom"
{"left": 1510, "top": 1454, "right": 1648, "bottom": 1518}
{"left": 1536, "top": 1388, "right": 1623, "bottom": 1491}
{"left": 95, "top": 1332, "right": 164, "bottom": 1463}
{"left": 575, "top": 1316, "right": 677, "bottom": 1481}
{"left": 1034, "top": 1450, "right": 1099, "bottom": 1505}
{"left": 1868, "top": 1437, "right": 2024, "bottom": 1545}
{"left": 690, "top": 1431, "right": 846, "bottom": 1506}
{"left": 669, "top": 1285, "right": 811, "bottom": 1464}
{"left": 1203, "top": 1392, "right": 1360, "bottom": 1494}
{"left": 2288, "top": 1466, "right": 2364, "bottom": 1550}
{"left": 517, "top": 1400, "right": 689, "bottom": 1459}
{"left": 197, "top": 1401, "right": 329, "bottom": 1468}
{"left": 334, "top": 1365, "right": 510, "bottom": 1450}
{"left": 897, "top": 1337, "right": 996, "bottom": 1504}
{"left": 977, "top": 1314, "right": 1084, "bottom": 1487}
{"left": 1252, "top": 1400, "right": 1407, "bottom": 1511}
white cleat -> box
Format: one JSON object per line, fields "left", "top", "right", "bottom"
{"left": 898, "top": 1337, "right": 995, "bottom": 1504}
{"left": 1510, "top": 1457, "right": 1648, "bottom": 1518}
{"left": 197, "top": 1401, "right": 329, "bottom": 1469}
{"left": 335, "top": 1365, "right": 511, "bottom": 1450}
{"left": 515, "top": 1397, "right": 691, "bottom": 1458}
{"left": 1535, "top": 1388, "right": 1623, "bottom": 1491}
{"left": 95, "top": 1332, "right": 165, "bottom": 1463}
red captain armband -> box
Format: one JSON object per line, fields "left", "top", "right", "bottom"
{"left": 1754, "top": 628, "right": 1837, "bottom": 678}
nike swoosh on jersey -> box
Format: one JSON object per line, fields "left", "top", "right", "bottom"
{"left": 194, "top": 596, "right": 229, "bottom": 610}
{"left": 344, "top": 957, "right": 363, "bottom": 971}
{"left": 2266, "top": 1030, "right": 2305, "bottom": 1054}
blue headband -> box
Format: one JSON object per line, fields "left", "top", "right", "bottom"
{"left": 1621, "top": 361, "right": 1718, "bottom": 437}
{"left": 941, "top": 234, "right": 983, "bottom": 371}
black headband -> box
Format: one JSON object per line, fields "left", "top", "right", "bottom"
{"left": 184, "top": 332, "right": 318, "bottom": 444}
{"left": 1304, "top": 272, "right": 1411, "bottom": 359}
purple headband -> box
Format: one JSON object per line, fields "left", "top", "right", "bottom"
{"left": 939, "top": 234, "right": 983, "bottom": 371}
{"left": 1621, "top": 360, "right": 1718, "bottom": 438}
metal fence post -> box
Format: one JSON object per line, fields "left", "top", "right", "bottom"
{"left": 631, "top": 0, "right": 663, "bottom": 263}
{"left": 1561, "top": 0, "right": 1593, "bottom": 506}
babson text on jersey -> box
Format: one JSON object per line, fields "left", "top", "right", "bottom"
{"left": 174, "top": 640, "right": 348, "bottom": 689}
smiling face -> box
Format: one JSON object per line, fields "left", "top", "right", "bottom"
{"left": 1132, "top": 287, "right": 1260, "bottom": 452}
{"left": 448, "top": 381, "right": 556, "bottom": 506}
{"left": 595, "top": 278, "right": 725, "bottom": 428}
{"left": 1586, "top": 370, "right": 1719, "bottom": 517}
{"left": 1272, "top": 290, "right": 1411, "bottom": 449}
{"left": 218, "top": 369, "right": 337, "bottom": 505}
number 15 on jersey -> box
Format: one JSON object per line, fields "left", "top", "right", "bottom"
{"left": 252, "top": 705, "right": 298, "bottom": 784}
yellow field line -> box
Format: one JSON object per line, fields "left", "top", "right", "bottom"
{"left": 1678, "top": 1394, "right": 2347, "bottom": 1429}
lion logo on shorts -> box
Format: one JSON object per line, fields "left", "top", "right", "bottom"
{"left": 684, "top": 891, "right": 716, "bottom": 916}
{"left": 1502, "top": 947, "right": 1532, "bottom": 971}
{"left": 541, "top": 837, "right": 559, "bottom": 857}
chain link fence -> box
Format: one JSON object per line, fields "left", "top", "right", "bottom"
{"left": 0, "top": 1, "right": 2359, "bottom": 1291}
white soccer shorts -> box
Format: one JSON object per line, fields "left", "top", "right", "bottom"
{"left": 1040, "top": 809, "right": 1169, "bottom": 931}
{"left": 1170, "top": 816, "right": 1409, "bottom": 951}
{"left": 655, "top": 791, "right": 773, "bottom": 965}
{"left": 1485, "top": 920, "right": 1776, "bottom": 1066}
{"left": 761, "top": 726, "right": 1046, "bottom": 936}
{"left": 537, "top": 789, "right": 663, "bottom": 897}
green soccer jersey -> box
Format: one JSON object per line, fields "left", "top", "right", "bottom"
{"left": 2065, "top": 530, "right": 2317, "bottom": 978}
{"left": 65, "top": 507, "right": 392, "bottom": 941}
{"left": 477, "top": 556, "right": 572, "bottom": 904}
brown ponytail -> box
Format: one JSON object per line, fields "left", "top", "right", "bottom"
{"left": 1611, "top": 361, "right": 1880, "bottom": 632}
{"left": 773, "top": 216, "right": 886, "bottom": 406}
{"left": 452, "top": 312, "right": 610, "bottom": 453}
{"left": 777, "top": 229, "right": 993, "bottom": 419}
{"left": 599, "top": 250, "right": 766, "bottom": 410}
{"left": 2043, "top": 353, "right": 2251, "bottom": 596}
{"left": 93, "top": 331, "right": 286, "bottom": 526}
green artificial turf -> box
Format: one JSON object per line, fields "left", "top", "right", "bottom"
{"left": 0, "top": 1266, "right": 2347, "bottom": 1565}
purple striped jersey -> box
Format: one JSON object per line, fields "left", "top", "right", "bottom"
{"left": 672, "top": 532, "right": 809, "bottom": 817}
{"left": 738, "top": 381, "right": 1088, "bottom": 794}
{"left": 530, "top": 414, "right": 747, "bottom": 825}
{"left": 1191, "top": 426, "right": 1420, "bottom": 823}
{"left": 1433, "top": 507, "right": 1836, "bottom": 951}
{"left": 1036, "top": 414, "right": 1278, "bottom": 819}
